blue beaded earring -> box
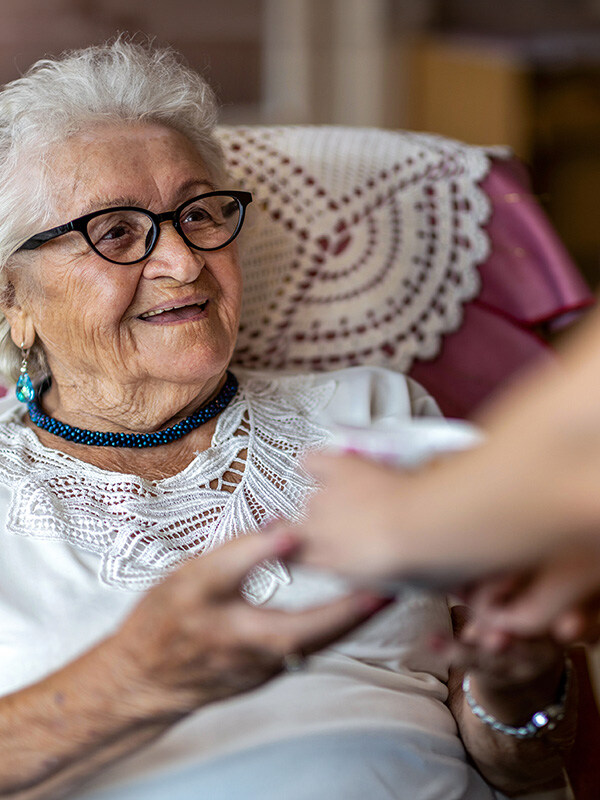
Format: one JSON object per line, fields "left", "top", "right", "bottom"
{"left": 15, "top": 343, "right": 35, "bottom": 403}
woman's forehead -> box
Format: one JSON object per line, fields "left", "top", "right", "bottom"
{"left": 48, "top": 123, "right": 212, "bottom": 218}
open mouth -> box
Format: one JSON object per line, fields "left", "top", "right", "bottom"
{"left": 139, "top": 299, "right": 209, "bottom": 324}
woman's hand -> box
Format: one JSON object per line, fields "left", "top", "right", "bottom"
{"left": 445, "top": 605, "right": 577, "bottom": 795}
{"left": 448, "top": 605, "right": 567, "bottom": 711}
{"left": 111, "top": 529, "right": 384, "bottom": 717}
{"left": 0, "top": 531, "right": 383, "bottom": 800}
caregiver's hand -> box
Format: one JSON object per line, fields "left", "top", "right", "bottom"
{"left": 461, "top": 548, "right": 600, "bottom": 644}
{"left": 292, "top": 449, "right": 492, "bottom": 586}
{"left": 292, "top": 451, "right": 418, "bottom": 581}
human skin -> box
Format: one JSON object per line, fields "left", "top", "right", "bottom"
{"left": 2, "top": 122, "right": 244, "bottom": 480}
{"left": 281, "top": 311, "right": 600, "bottom": 791}
{"left": 292, "top": 306, "right": 600, "bottom": 632}
{"left": 0, "top": 530, "right": 381, "bottom": 799}
{"left": 287, "top": 449, "right": 579, "bottom": 794}
{"left": 0, "top": 118, "right": 580, "bottom": 797}
{"left": 445, "top": 607, "right": 577, "bottom": 795}
{"left": 0, "top": 122, "right": 384, "bottom": 798}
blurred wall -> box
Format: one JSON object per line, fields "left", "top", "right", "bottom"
{"left": 0, "top": 0, "right": 263, "bottom": 119}
{"left": 0, "top": 0, "right": 598, "bottom": 283}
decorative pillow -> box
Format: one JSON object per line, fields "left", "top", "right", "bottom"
{"left": 219, "top": 125, "right": 497, "bottom": 373}
{"left": 219, "top": 125, "right": 592, "bottom": 418}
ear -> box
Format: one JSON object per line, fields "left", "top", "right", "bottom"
{"left": 8, "top": 311, "right": 35, "bottom": 350}
{"left": 0, "top": 281, "right": 35, "bottom": 350}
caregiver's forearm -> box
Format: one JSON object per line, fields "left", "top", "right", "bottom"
{"left": 383, "top": 424, "right": 593, "bottom": 581}
{"left": 0, "top": 636, "right": 183, "bottom": 799}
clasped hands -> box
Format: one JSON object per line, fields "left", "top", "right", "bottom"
{"left": 272, "top": 448, "right": 600, "bottom": 738}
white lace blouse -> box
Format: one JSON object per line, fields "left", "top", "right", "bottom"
{"left": 0, "top": 367, "right": 568, "bottom": 800}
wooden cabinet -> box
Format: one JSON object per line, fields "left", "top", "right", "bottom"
{"left": 409, "top": 34, "right": 600, "bottom": 285}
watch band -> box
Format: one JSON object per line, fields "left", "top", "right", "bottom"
{"left": 462, "top": 658, "right": 572, "bottom": 739}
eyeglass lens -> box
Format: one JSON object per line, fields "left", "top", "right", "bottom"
{"left": 87, "top": 194, "right": 242, "bottom": 264}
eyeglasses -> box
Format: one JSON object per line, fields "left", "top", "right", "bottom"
{"left": 17, "top": 190, "right": 253, "bottom": 265}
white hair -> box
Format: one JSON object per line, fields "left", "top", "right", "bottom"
{"left": 0, "top": 37, "right": 225, "bottom": 383}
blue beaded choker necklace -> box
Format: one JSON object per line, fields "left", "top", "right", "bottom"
{"left": 26, "top": 371, "right": 239, "bottom": 448}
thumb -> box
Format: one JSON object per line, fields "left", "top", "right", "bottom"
{"left": 186, "top": 531, "right": 300, "bottom": 597}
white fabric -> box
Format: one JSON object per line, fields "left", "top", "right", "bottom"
{"left": 0, "top": 369, "right": 340, "bottom": 604}
{"left": 0, "top": 367, "right": 438, "bottom": 606}
{"left": 218, "top": 126, "right": 505, "bottom": 375}
{"left": 0, "top": 367, "right": 566, "bottom": 799}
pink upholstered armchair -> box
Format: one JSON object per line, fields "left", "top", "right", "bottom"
{"left": 219, "top": 124, "right": 598, "bottom": 797}
{"left": 219, "top": 125, "right": 592, "bottom": 420}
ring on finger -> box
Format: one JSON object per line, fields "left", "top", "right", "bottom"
{"left": 282, "top": 652, "right": 307, "bottom": 673}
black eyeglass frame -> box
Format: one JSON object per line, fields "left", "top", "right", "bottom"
{"left": 17, "top": 190, "right": 253, "bottom": 265}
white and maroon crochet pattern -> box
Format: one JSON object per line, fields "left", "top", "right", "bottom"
{"left": 219, "top": 125, "right": 497, "bottom": 374}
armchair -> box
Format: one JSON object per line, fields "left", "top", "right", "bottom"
{"left": 219, "top": 124, "right": 598, "bottom": 798}
{"left": 219, "top": 124, "right": 592, "bottom": 419}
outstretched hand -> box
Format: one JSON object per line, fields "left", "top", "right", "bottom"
{"left": 289, "top": 451, "right": 422, "bottom": 580}
{"left": 459, "top": 548, "right": 600, "bottom": 645}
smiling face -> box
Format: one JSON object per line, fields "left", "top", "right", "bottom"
{"left": 3, "top": 123, "right": 243, "bottom": 427}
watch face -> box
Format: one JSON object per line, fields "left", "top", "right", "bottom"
{"left": 532, "top": 711, "right": 550, "bottom": 729}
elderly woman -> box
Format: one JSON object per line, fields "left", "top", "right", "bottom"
{"left": 0, "top": 40, "right": 577, "bottom": 800}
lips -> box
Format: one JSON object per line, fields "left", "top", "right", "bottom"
{"left": 139, "top": 299, "right": 209, "bottom": 323}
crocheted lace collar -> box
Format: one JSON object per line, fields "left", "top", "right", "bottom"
{"left": 0, "top": 371, "right": 335, "bottom": 604}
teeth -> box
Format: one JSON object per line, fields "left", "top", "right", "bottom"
{"left": 140, "top": 301, "right": 206, "bottom": 320}
{"left": 141, "top": 305, "right": 179, "bottom": 319}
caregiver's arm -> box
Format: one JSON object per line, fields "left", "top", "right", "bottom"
{"left": 0, "top": 532, "right": 379, "bottom": 800}
{"left": 297, "top": 306, "right": 600, "bottom": 584}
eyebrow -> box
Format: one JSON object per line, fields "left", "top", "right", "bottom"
{"left": 76, "top": 179, "right": 218, "bottom": 218}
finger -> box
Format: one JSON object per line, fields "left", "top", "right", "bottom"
{"left": 553, "top": 591, "right": 600, "bottom": 643}
{"left": 250, "top": 591, "right": 389, "bottom": 658}
{"left": 442, "top": 635, "right": 561, "bottom": 684}
{"left": 483, "top": 558, "right": 600, "bottom": 636}
{"left": 261, "top": 519, "right": 311, "bottom": 560}
{"left": 458, "top": 622, "right": 513, "bottom": 654}
{"left": 465, "top": 571, "right": 534, "bottom": 611}
{"left": 181, "top": 531, "right": 301, "bottom": 597}
{"left": 289, "top": 592, "right": 390, "bottom": 654}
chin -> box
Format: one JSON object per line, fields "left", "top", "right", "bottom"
{"left": 152, "top": 353, "right": 232, "bottom": 388}
{"left": 138, "top": 324, "right": 237, "bottom": 386}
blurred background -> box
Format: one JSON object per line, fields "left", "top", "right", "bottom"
{"left": 0, "top": 0, "right": 599, "bottom": 285}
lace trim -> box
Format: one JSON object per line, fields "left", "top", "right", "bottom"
{"left": 0, "top": 372, "right": 335, "bottom": 604}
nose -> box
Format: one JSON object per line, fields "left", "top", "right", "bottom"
{"left": 141, "top": 221, "right": 204, "bottom": 284}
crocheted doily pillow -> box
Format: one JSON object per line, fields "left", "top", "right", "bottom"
{"left": 219, "top": 125, "right": 499, "bottom": 374}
